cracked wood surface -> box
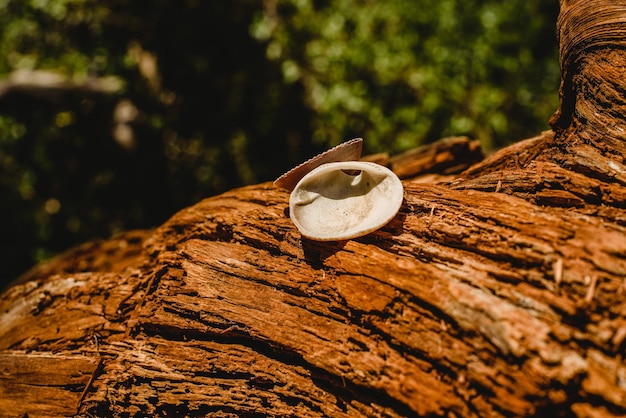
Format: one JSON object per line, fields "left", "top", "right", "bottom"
{"left": 1, "top": 169, "right": 625, "bottom": 416}
{"left": 0, "top": 353, "right": 99, "bottom": 417}
{"left": 2, "top": 0, "right": 626, "bottom": 416}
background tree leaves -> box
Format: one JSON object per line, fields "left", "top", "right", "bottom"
{"left": 251, "top": 0, "right": 560, "bottom": 151}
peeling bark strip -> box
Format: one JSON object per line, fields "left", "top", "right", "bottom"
{"left": 2, "top": 1, "right": 626, "bottom": 416}
{"left": 387, "top": 136, "right": 483, "bottom": 179}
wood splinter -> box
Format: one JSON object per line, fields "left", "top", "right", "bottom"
{"left": 553, "top": 257, "right": 564, "bottom": 289}
{"left": 582, "top": 275, "right": 600, "bottom": 306}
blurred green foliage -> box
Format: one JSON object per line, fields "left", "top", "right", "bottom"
{"left": 252, "top": 0, "right": 560, "bottom": 151}
{"left": 0, "top": 0, "right": 559, "bottom": 286}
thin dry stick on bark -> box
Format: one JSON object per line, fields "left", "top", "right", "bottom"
{"left": 2, "top": 0, "right": 626, "bottom": 416}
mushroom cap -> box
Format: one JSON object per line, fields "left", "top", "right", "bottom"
{"left": 274, "top": 138, "right": 363, "bottom": 191}
{"left": 289, "top": 161, "right": 404, "bottom": 241}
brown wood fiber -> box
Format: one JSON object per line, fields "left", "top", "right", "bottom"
{"left": 2, "top": 1, "right": 626, "bottom": 416}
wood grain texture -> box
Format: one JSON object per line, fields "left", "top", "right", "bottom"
{"left": 2, "top": 1, "right": 626, "bottom": 416}
{"left": 0, "top": 353, "right": 99, "bottom": 417}
{"left": 388, "top": 136, "right": 483, "bottom": 179}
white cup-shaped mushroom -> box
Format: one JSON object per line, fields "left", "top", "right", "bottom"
{"left": 289, "top": 161, "right": 404, "bottom": 241}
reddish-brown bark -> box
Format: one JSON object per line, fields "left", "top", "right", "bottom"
{"left": 2, "top": 1, "right": 626, "bottom": 416}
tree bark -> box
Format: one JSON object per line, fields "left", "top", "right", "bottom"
{"left": 2, "top": 1, "right": 626, "bottom": 416}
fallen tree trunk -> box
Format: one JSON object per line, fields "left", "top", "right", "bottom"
{"left": 2, "top": 0, "right": 626, "bottom": 416}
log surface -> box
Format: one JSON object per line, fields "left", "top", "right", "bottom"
{"left": 1, "top": 134, "right": 625, "bottom": 416}
{"left": 2, "top": 1, "right": 626, "bottom": 416}
{"left": 0, "top": 353, "right": 99, "bottom": 417}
